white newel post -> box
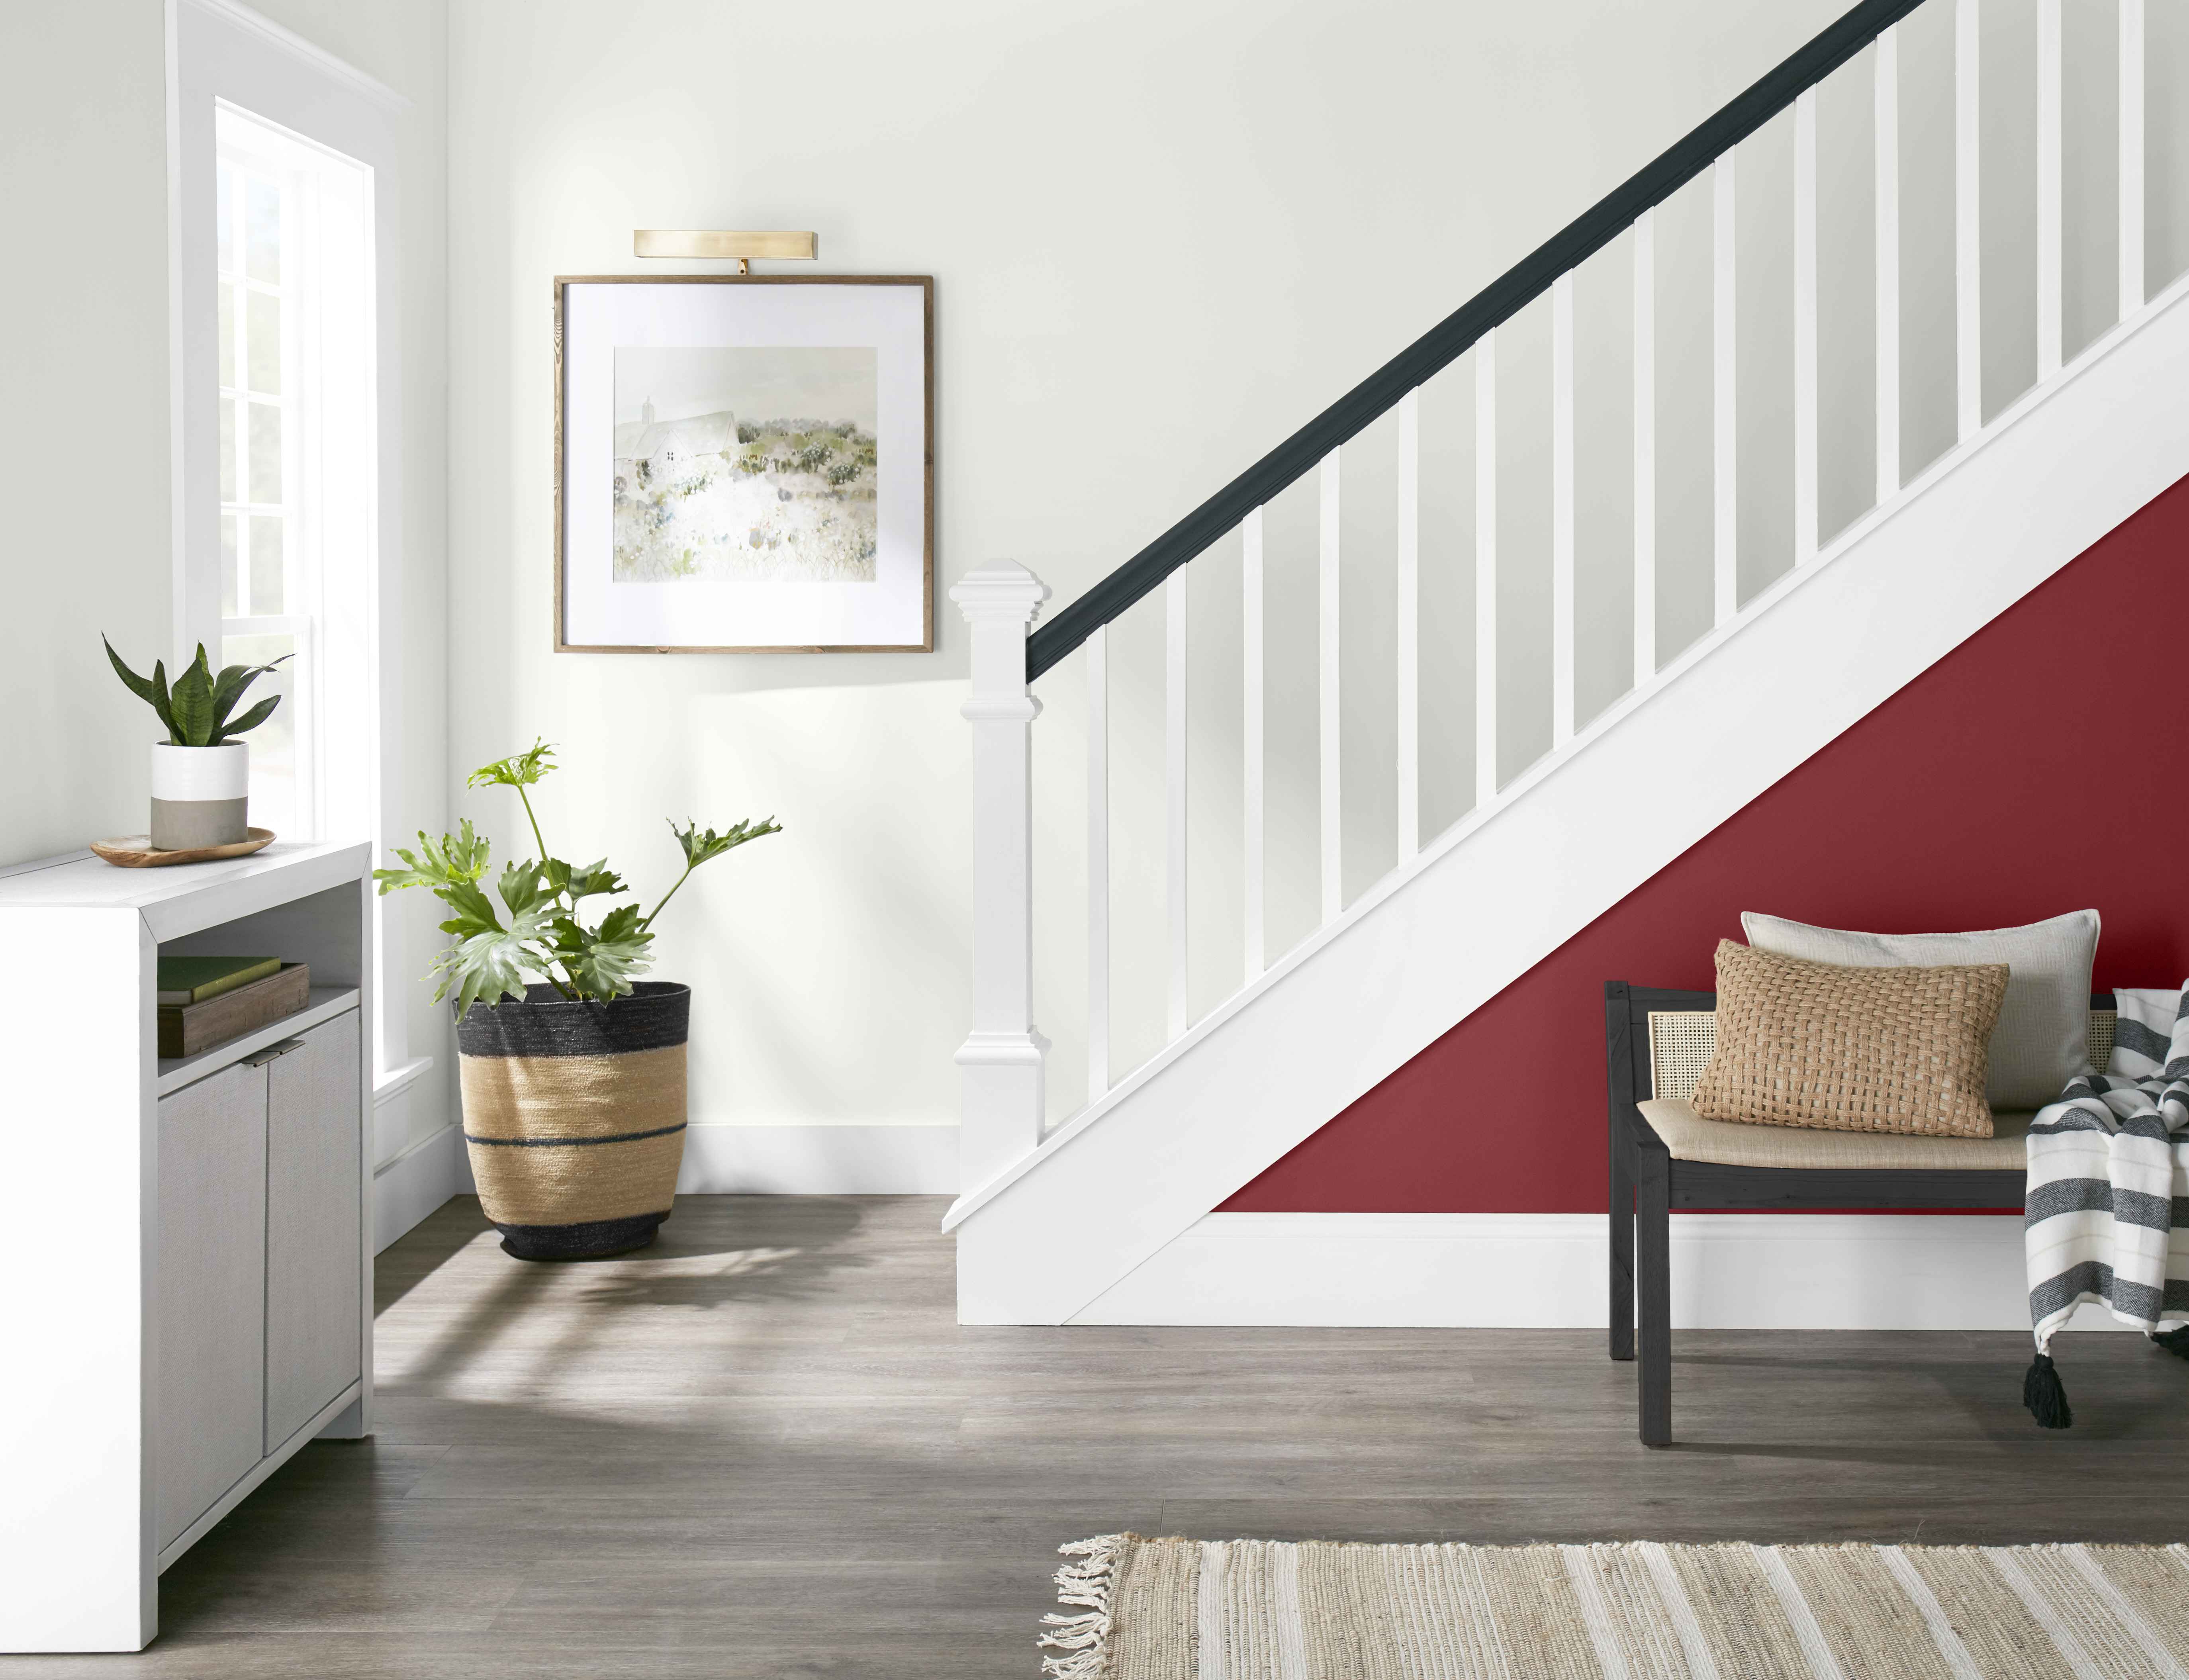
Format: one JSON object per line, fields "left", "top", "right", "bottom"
{"left": 951, "top": 561, "right": 1052, "bottom": 1199}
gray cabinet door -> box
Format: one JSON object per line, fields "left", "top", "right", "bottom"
{"left": 156, "top": 1061, "right": 269, "bottom": 1551}
{"left": 264, "top": 1012, "right": 363, "bottom": 1451}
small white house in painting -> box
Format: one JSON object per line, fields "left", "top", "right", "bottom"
{"left": 611, "top": 396, "right": 740, "bottom": 492}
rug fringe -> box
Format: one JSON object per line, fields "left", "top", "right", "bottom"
{"left": 1038, "top": 1533, "right": 1129, "bottom": 1680}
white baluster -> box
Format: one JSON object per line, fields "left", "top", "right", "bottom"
{"left": 1956, "top": 0, "right": 1981, "bottom": 441}
{"left": 1396, "top": 390, "right": 1420, "bottom": 861}
{"left": 951, "top": 560, "right": 1050, "bottom": 1192}
{"left": 1084, "top": 623, "right": 1108, "bottom": 1101}
{"left": 1242, "top": 509, "right": 1265, "bottom": 979}
{"left": 1794, "top": 87, "right": 1819, "bottom": 564}
{"left": 1551, "top": 272, "right": 1576, "bottom": 746}
{"left": 1713, "top": 148, "right": 1737, "bottom": 625}
{"left": 2038, "top": 0, "right": 2063, "bottom": 380}
{"left": 1165, "top": 568, "right": 1188, "bottom": 1042}
{"left": 1876, "top": 24, "right": 1902, "bottom": 503}
{"left": 1319, "top": 449, "right": 1342, "bottom": 924}
{"left": 1633, "top": 211, "right": 1656, "bottom": 687}
{"left": 1474, "top": 332, "right": 1498, "bottom": 809}
{"left": 2120, "top": 0, "right": 2146, "bottom": 321}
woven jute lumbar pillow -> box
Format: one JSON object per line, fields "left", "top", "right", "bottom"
{"left": 1691, "top": 940, "right": 2009, "bottom": 1137}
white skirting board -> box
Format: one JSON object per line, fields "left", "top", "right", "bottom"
{"left": 1069, "top": 1212, "right": 2138, "bottom": 1332}
{"left": 372, "top": 1122, "right": 464, "bottom": 1253}
{"left": 674, "top": 1122, "right": 959, "bottom": 1194}
{"left": 442, "top": 1120, "right": 961, "bottom": 1198}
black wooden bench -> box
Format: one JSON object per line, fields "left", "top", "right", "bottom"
{"left": 1604, "top": 981, "right": 2116, "bottom": 1446}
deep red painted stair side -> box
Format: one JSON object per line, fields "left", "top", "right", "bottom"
{"left": 1225, "top": 473, "right": 2189, "bottom": 1216}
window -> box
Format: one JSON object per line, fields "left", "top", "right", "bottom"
{"left": 215, "top": 142, "right": 308, "bottom": 839}
{"left": 208, "top": 104, "right": 374, "bottom": 854}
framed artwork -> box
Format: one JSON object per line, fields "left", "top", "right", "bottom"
{"left": 554, "top": 275, "right": 932, "bottom": 652}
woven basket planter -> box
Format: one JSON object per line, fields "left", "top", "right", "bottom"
{"left": 454, "top": 981, "right": 690, "bottom": 1260}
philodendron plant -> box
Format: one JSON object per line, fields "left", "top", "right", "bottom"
{"left": 374, "top": 740, "right": 781, "bottom": 1014}
{"left": 104, "top": 637, "right": 290, "bottom": 745}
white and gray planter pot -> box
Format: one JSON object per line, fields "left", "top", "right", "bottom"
{"left": 149, "top": 741, "right": 250, "bottom": 850}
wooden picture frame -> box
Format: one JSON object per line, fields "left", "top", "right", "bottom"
{"left": 553, "top": 275, "right": 934, "bottom": 653}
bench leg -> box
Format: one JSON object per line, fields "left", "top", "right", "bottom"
{"left": 1635, "top": 1143, "right": 1671, "bottom": 1447}
{"left": 1609, "top": 1128, "right": 1634, "bottom": 1362}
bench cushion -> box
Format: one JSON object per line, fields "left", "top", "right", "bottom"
{"left": 1637, "top": 1097, "right": 2032, "bottom": 1170}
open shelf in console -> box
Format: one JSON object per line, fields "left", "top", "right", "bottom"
{"left": 144, "top": 849, "right": 370, "bottom": 1096}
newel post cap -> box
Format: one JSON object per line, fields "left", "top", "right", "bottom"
{"left": 950, "top": 560, "right": 1051, "bottom": 623}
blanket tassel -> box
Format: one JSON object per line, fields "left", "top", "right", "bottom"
{"left": 2150, "top": 1326, "right": 2189, "bottom": 1360}
{"left": 2024, "top": 1353, "right": 2072, "bottom": 1429}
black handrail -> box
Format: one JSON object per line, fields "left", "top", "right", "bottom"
{"left": 1025, "top": 0, "right": 1927, "bottom": 682}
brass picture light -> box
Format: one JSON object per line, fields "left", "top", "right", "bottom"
{"left": 632, "top": 231, "right": 818, "bottom": 274}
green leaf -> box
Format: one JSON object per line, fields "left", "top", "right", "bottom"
{"left": 670, "top": 815, "right": 783, "bottom": 870}
{"left": 497, "top": 859, "right": 555, "bottom": 918}
{"left": 104, "top": 636, "right": 158, "bottom": 708}
{"left": 169, "top": 646, "right": 217, "bottom": 746}
{"left": 433, "top": 877, "right": 505, "bottom": 939}
{"left": 211, "top": 693, "right": 280, "bottom": 744}
{"left": 210, "top": 654, "right": 292, "bottom": 732}
{"left": 430, "top": 898, "right": 556, "bottom": 1018}
{"left": 548, "top": 903, "right": 653, "bottom": 1001}
{"left": 544, "top": 856, "right": 628, "bottom": 903}
{"left": 149, "top": 660, "right": 178, "bottom": 742}
{"left": 373, "top": 820, "right": 491, "bottom": 895}
{"left": 448, "top": 820, "right": 493, "bottom": 881}
{"left": 105, "top": 637, "right": 182, "bottom": 743}
{"left": 467, "top": 738, "right": 558, "bottom": 792}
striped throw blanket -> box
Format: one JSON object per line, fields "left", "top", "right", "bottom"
{"left": 2025, "top": 983, "right": 2189, "bottom": 1426}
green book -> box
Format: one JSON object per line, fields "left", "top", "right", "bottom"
{"left": 156, "top": 956, "right": 282, "bottom": 1008}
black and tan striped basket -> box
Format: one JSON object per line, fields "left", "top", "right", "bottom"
{"left": 455, "top": 982, "right": 690, "bottom": 1260}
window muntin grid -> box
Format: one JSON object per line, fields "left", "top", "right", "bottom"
{"left": 216, "top": 133, "right": 311, "bottom": 844}
{"left": 216, "top": 160, "right": 290, "bottom": 619}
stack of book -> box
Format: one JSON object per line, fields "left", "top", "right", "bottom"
{"left": 157, "top": 956, "right": 312, "bottom": 1058}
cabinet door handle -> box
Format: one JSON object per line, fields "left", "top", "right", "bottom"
{"left": 246, "top": 1037, "right": 308, "bottom": 1067}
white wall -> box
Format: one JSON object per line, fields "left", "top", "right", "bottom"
{"left": 0, "top": 2, "right": 174, "bottom": 864}
{"left": 447, "top": 0, "right": 1891, "bottom": 1183}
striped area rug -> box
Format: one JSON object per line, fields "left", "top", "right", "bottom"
{"left": 1039, "top": 1534, "right": 2189, "bottom": 1678}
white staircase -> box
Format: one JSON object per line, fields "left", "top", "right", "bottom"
{"left": 944, "top": 0, "right": 2189, "bottom": 1325}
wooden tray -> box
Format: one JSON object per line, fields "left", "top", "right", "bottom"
{"left": 159, "top": 962, "right": 311, "bottom": 1059}
{"left": 92, "top": 828, "right": 275, "bottom": 868}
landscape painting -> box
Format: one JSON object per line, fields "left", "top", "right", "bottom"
{"left": 611, "top": 346, "right": 878, "bottom": 583}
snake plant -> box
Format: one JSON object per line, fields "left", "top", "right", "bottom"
{"left": 104, "top": 636, "right": 290, "bottom": 747}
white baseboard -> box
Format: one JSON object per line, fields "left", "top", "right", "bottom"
{"left": 372, "top": 1121, "right": 463, "bottom": 1253}
{"left": 674, "top": 1121, "right": 957, "bottom": 1193}
{"left": 1070, "top": 1212, "right": 2136, "bottom": 1332}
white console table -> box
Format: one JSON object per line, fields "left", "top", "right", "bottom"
{"left": 0, "top": 842, "right": 375, "bottom": 1652}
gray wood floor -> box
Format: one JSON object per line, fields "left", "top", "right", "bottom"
{"left": 12, "top": 1194, "right": 2189, "bottom": 1676}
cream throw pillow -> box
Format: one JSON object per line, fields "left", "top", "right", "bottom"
{"left": 1692, "top": 940, "right": 2007, "bottom": 1137}
{"left": 1740, "top": 909, "right": 2099, "bottom": 1108}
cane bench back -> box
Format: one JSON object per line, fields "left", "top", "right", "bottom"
{"left": 1646, "top": 1008, "right": 2119, "bottom": 1103}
